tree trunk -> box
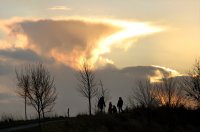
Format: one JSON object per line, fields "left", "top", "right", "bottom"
{"left": 38, "top": 110, "right": 42, "bottom": 132}
{"left": 67, "top": 108, "right": 70, "bottom": 118}
{"left": 42, "top": 109, "right": 45, "bottom": 119}
{"left": 25, "top": 96, "right": 27, "bottom": 120}
{"left": 89, "top": 96, "right": 91, "bottom": 116}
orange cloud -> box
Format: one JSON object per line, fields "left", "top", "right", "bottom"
{"left": 0, "top": 17, "right": 165, "bottom": 69}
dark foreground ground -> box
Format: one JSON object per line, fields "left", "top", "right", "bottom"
{"left": 1, "top": 107, "right": 200, "bottom": 132}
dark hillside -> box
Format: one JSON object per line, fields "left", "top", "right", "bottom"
{"left": 2, "top": 107, "right": 200, "bottom": 132}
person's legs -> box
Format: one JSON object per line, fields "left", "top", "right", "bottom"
{"left": 100, "top": 106, "right": 103, "bottom": 112}
{"left": 119, "top": 107, "right": 122, "bottom": 113}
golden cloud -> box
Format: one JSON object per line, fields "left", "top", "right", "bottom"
{"left": 149, "top": 65, "right": 182, "bottom": 83}
{"left": 0, "top": 17, "right": 165, "bottom": 69}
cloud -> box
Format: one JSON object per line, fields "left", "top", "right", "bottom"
{"left": 0, "top": 48, "right": 42, "bottom": 62}
{"left": 0, "top": 17, "right": 170, "bottom": 116}
{"left": 149, "top": 65, "right": 181, "bottom": 82}
{"left": 48, "top": 6, "right": 72, "bottom": 11}
{"left": 6, "top": 18, "right": 121, "bottom": 69}
{"left": 119, "top": 65, "right": 181, "bottom": 83}
{"left": 0, "top": 17, "right": 164, "bottom": 69}
{"left": 0, "top": 56, "right": 181, "bottom": 116}
{"left": 96, "top": 65, "right": 181, "bottom": 87}
{"left": 46, "top": 64, "right": 182, "bottom": 116}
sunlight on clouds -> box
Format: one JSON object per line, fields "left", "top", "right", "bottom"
{"left": 50, "top": 48, "right": 87, "bottom": 70}
{"left": 0, "top": 17, "right": 166, "bottom": 70}
{"left": 149, "top": 70, "right": 163, "bottom": 83}
{"left": 149, "top": 65, "right": 181, "bottom": 83}
{"left": 0, "top": 31, "right": 28, "bottom": 50}
{"left": 152, "top": 65, "right": 181, "bottom": 77}
{"left": 0, "top": 17, "right": 37, "bottom": 50}
{"left": 87, "top": 19, "right": 165, "bottom": 69}
{"left": 93, "top": 20, "right": 165, "bottom": 67}
{"left": 100, "top": 20, "right": 164, "bottom": 53}
{"left": 11, "top": 34, "right": 28, "bottom": 49}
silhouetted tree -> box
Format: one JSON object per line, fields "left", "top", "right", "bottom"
{"left": 155, "top": 76, "right": 184, "bottom": 108}
{"left": 15, "top": 63, "right": 57, "bottom": 125}
{"left": 15, "top": 65, "right": 31, "bottom": 120}
{"left": 183, "top": 59, "right": 200, "bottom": 108}
{"left": 95, "top": 80, "right": 111, "bottom": 112}
{"left": 129, "top": 78, "right": 158, "bottom": 108}
{"left": 77, "top": 61, "right": 98, "bottom": 116}
{"left": 27, "top": 63, "right": 57, "bottom": 120}
{"left": 39, "top": 65, "right": 57, "bottom": 118}
{"left": 98, "top": 80, "right": 111, "bottom": 103}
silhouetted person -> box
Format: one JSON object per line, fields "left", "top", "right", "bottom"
{"left": 117, "top": 97, "right": 123, "bottom": 113}
{"left": 112, "top": 105, "right": 117, "bottom": 114}
{"left": 108, "top": 102, "right": 113, "bottom": 114}
{"left": 98, "top": 96, "right": 106, "bottom": 112}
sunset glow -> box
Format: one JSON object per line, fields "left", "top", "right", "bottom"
{"left": 149, "top": 65, "right": 181, "bottom": 83}
{"left": 0, "top": 18, "right": 165, "bottom": 70}
{"left": 0, "top": 0, "right": 199, "bottom": 119}
{"left": 84, "top": 20, "right": 165, "bottom": 69}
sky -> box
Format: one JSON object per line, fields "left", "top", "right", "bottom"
{"left": 0, "top": 0, "right": 200, "bottom": 117}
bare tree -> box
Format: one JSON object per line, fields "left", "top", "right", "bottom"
{"left": 97, "top": 80, "right": 110, "bottom": 103}
{"left": 129, "top": 78, "right": 158, "bottom": 108}
{"left": 183, "top": 59, "right": 200, "bottom": 108}
{"left": 15, "top": 65, "right": 31, "bottom": 120}
{"left": 39, "top": 65, "right": 57, "bottom": 118}
{"left": 155, "top": 76, "right": 185, "bottom": 108}
{"left": 15, "top": 63, "right": 57, "bottom": 123}
{"left": 28, "top": 63, "right": 57, "bottom": 120}
{"left": 95, "top": 80, "right": 111, "bottom": 112}
{"left": 77, "top": 61, "right": 98, "bottom": 116}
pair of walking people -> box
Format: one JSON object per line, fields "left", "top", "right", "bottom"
{"left": 98, "top": 96, "right": 123, "bottom": 113}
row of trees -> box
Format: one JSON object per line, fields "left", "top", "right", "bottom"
{"left": 15, "top": 61, "right": 110, "bottom": 120}
{"left": 15, "top": 59, "right": 200, "bottom": 121}
{"left": 130, "top": 59, "right": 200, "bottom": 109}
{"left": 77, "top": 59, "right": 200, "bottom": 115}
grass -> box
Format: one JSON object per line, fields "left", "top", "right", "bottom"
{"left": 66, "top": 107, "right": 200, "bottom": 132}
{"left": 0, "top": 115, "right": 66, "bottom": 130}
{"left": 1, "top": 107, "right": 200, "bottom": 132}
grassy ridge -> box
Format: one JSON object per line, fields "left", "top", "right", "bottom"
{"left": 67, "top": 107, "right": 200, "bottom": 132}
{"left": 2, "top": 107, "right": 200, "bottom": 132}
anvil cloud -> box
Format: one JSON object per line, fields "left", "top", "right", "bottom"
{"left": 0, "top": 17, "right": 164, "bottom": 69}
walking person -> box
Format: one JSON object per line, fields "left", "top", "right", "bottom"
{"left": 117, "top": 97, "right": 123, "bottom": 113}
{"left": 98, "top": 96, "right": 106, "bottom": 112}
